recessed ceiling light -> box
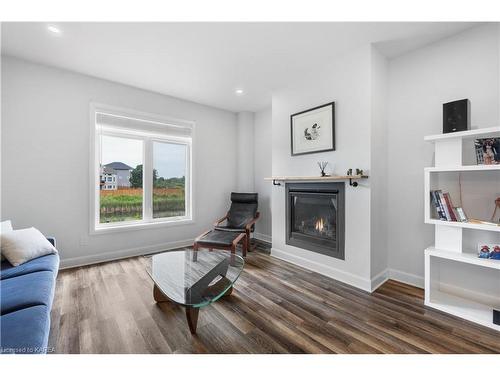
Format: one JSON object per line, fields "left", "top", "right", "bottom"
{"left": 235, "top": 89, "right": 244, "bottom": 96}
{"left": 47, "top": 25, "right": 61, "bottom": 34}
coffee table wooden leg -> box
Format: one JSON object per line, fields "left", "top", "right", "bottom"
{"left": 153, "top": 284, "right": 170, "bottom": 303}
{"left": 185, "top": 307, "right": 200, "bottom": 334}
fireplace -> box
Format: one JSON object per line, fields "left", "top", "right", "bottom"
{"left": 286, "top": 182, "right": 345, "bottom": 259}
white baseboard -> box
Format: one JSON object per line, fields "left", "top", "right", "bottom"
{"left": 388, "top": 268, "right": 424, "bottom": 289}
{"left": 59, "top": 238, "right": 194, "bottom": 269}
{"left": 370, "top": 269, "right": 389, "bottom": 292}
{"left": 271, "top": 247, "right": 372, "bottom": 292}
{"left": 254, "top": 232, "right": 271, "bottom": 243}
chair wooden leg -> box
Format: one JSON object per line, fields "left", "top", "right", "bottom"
{"left": 246, "top": 231, "right": 251, "bottom": 253}
{"left": 242, "top": 234, "right": 248, "bottom": 257}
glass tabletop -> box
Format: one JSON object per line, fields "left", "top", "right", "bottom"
{"left": 146, "top": 249, "right": 245, "bottom": 308}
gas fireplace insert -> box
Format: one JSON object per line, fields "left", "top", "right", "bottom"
{"left": 285, "top": 182, "right": 345, "bottom": 259}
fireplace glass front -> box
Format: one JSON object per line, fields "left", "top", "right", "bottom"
{"left": 286, "top": 183, "right": 345, "bottom": 259}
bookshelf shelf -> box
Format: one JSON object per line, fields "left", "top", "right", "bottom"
{"left": 424, "top": 127, "right": 500, "bottom": 332}
{"left": 426, "top": 290, "right": 499, "bottom": 332}
{"left": 425, "top": 247, "right": 500, "bottom": 270}
{"left": 425, "top": 165, "right": 500, "bottom": 173}
{"left": 424, "top": 126, "right": 500, "bottom": 142}
{"left": 425, "top": 219, "right": 500, "bottom": 232}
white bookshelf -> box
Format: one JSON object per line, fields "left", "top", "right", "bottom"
{"left": 424, "top": 127, "right": 500, "bottom": 332}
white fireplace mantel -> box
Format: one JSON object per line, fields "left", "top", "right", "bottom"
{"left": 264, "top": 174, "right": 368, "bottom": 187}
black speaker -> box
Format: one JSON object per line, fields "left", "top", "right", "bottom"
{"left": 494, "top": 309, "right": 500, "bottom": 326}
{"left": 443, "top": 99, "right": 470, "bottom": 134}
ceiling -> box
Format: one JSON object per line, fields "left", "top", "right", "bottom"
{"left": 1, "top": 22, "right": 479, "bottom": 112}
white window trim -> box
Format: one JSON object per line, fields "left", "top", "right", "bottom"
{"left": 89, "top": 103, "right": 195, "bottom": 235}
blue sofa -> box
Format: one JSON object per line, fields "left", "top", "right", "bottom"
{"left": 0, "top": 237, "right": 59, "bottom": 354}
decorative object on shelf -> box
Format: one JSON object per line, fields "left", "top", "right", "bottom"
{"left": 477, "top": 243, "right": 500, "bottom": 260}
{"left": 355, "top": 168, "right": 363, "bottom": 176}
{"left": 478, "top": 245, "right": 492, "bottom": 259}
{"left": 492, "top": 197, "right": 500, "bottom": 223}
{"left": 443, "top": 99, "right": 470, "bottom": 134}
{"left": 291, "top": 102, "right": 335, "bottom": 156}
{"left": 474, "top": 138, "right": 500, "bottom": 165}
{"left": 317, "top": 162, "right": 329, "bottom": 177}
{"left": 346, "top": 168, "right": 353, "bottom": 176}
{"left": 490, "top": 245, "right": 500, "bottom": 260}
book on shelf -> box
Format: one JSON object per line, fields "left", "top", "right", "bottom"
{"left": 430, "top": 191, "right": 446, "bottom": 220}
{"left": 443, "top": 193, "right": 458, "bottom": 221}
{"left": 437, "top": 190, "right": 452, "bottom": 221}
{"left": 430, "top": 190, "right": 467, "bottom": 222}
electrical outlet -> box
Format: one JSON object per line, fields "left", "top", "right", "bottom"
{"left": 80, "top": 236, "right": 89, "bottom": 247}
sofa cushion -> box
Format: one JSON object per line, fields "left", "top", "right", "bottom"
{"left": 1, "top": 254, "right": 59, "bottom": 280}
{"left": 0, "top": 271, "right": 56, "bottom": 315}
{"left": 0, "top": 305, "right": 50, "bottom": 354}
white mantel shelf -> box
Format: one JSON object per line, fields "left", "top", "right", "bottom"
{"left": 265, "top": 175, "right": 368, "bottom": 181}
{"left": 265, "top": 174, "right": 368, "bottom": 187}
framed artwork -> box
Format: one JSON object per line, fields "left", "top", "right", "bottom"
{"left": 290, "top": 102, "right": 335, "bottom": 156}
{"left": 474, "top": 137, "right": 500, "bottom": 165}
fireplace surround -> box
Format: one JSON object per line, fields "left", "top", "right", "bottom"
{"left": 285, "top": 182, "right": 345, "bottom": 260}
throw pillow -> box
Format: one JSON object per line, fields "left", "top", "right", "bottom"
{"left": 0, "top": 220, "right": 13, "bottom": 261}
{"left": 1, "top": 227, "right": 57, "bottom": 266}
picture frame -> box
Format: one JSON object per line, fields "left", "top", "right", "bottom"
{"left": 474, "top": 137, "right": 500, "bottom": 165}
{"left": 290, "top": 102, "right": 335, "bottom": 156}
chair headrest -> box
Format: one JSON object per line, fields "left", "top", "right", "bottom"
{"left": 230, "top": 192, "right": 258, "bottom": 204}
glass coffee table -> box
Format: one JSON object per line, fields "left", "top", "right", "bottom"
{"left": 146, "top": 249, "right": 245, "bottom": 334}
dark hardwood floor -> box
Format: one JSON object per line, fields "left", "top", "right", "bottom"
{"left": 49, "top": 241, "right": 500, "bottom": 354}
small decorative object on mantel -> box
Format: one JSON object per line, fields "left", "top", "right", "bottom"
{"left": 291, "top": 102, "right": 335, "bottom": 156}
{"left": 317, "top": 162, "right": 329, "bottom": 177}
{"left": 492, "top": 197, "right": 500, "bottom": 223}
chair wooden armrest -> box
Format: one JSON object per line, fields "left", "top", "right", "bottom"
{"left": 214, "top": 212, "right": 229, "bottom": 227}
{"left": 195, "top": 229, "right": 212, "bottom": 242}
{"left": 245, "top": 212, "right": 260, "bottom": 231}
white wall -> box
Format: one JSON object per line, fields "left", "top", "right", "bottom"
{"left": 236, "top": 111, "right": 255, "bottom": 192}
{"left": 1, "top": 56, "right": 238, "bottom": 267}
{"left": 370, "top": 46, "right": 389, "bottom": 285}
{"left": 387, "top": 24, "right": 500, "bottom": 286}
{"left": 253, "top": 107, "right": 272, "bottom": 241}
{"left": 271, "top": 45, "right": 374, "bottom": 291}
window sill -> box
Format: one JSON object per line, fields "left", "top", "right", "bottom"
{"left": 91, "top": 217, "right": 195, "bottom": 235}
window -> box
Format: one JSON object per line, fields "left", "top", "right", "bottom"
{"left": 91, "top": 104, "right": 193, "bottom": 232}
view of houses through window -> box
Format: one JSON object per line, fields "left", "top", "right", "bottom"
{"left": 99, "top": 135, "right": 143, "bottom": 223}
